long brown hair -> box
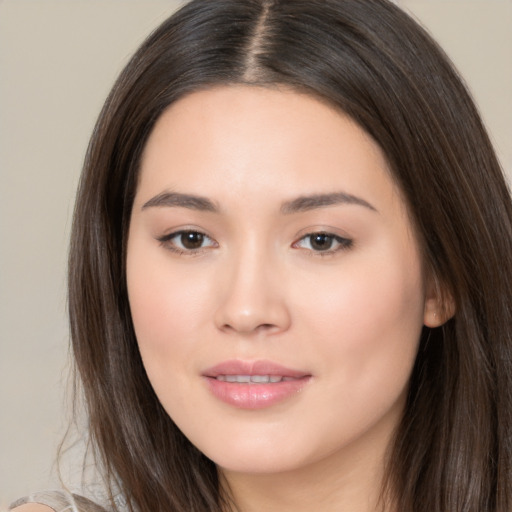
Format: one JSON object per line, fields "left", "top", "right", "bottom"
{"left": 68, "top": 0, "right": 512, "bottom": 510}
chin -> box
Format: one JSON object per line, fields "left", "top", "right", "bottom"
{"left": 190, "top": 428, "right": 327, "bottom": 476}
{"left": 213, "top": 452, "right": 308, "bottom": 476}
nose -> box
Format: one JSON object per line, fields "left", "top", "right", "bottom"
{"left": 213, "top": 248, "right": 291, "bottom": 336}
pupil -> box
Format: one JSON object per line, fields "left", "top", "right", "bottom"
{"left": 181, "top": 232, "right": 204, "bottom": 249}
{"left": 311, "top": 234, "right": 333, "bottom": 251}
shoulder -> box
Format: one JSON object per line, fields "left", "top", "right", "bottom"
{"left": 11, "top": 506, "right": 55, "bottom": 512}
{"left": 9, "top": 491, "right": 67, "bottom": 512}
{"left": 9, "top": 491, "right": 109, "bottom": 512}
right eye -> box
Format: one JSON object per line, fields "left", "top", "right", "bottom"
{"left": 158, "top": 230, "right": 217, "bottom": 254}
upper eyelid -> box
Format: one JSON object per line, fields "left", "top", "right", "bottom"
{"left": 295, "top": 232, "right": 351, "bottom": 244}
{"left": 298, "top": 230, "right": 348, "bottom": 238}
{"left": 293, "top": 228, "right": 352, "bottom": 243}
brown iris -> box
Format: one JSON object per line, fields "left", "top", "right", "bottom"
{"left": 309, "top": 233, "right": 335, "bottom": 251}
{"left": 180, "top": 231, "right": 205, "bottom": 249}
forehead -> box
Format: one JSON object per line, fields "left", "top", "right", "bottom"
{"left": 137, "top": 85, "right": 400, "bottom": 213}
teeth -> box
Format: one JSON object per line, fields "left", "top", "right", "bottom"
{"left": 250, "top": 375, "right": 269, "bottom": 383}
{"left": 216, "top": 375, "right": 287, "bottom": 384}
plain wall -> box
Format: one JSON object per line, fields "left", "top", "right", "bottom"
{"left": 1, "top": 0, "right": 511, "bottom": 506}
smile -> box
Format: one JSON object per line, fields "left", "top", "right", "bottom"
{"left": 203, "top": 360, "right": 311, "bottom": 409}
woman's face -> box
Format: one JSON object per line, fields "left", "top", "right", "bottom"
{"left": 127, "top": 85, "right": 433, "bottom": 476}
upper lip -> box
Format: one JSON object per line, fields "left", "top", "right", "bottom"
{"left": 202, "top": 359, "right": 310, "bottom": 378}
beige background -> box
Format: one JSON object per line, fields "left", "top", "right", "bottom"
{"left": 1, "top": 0, "right": 511, "bottom": 506}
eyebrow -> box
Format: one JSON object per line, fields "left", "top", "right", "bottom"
{"left": 280, "top": 192, "right": 377, "bottom": 214}
{"left": 141, "top": 190, "right": 377, "bottom": 214}
{"left": 142, "top": 192, "right": 219, "bottom": 212}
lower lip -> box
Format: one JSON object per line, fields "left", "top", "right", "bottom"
{"left": 204, "top": 377, "right": 310, "bottom": 410}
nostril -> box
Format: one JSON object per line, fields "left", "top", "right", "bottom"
{"left": 221, "top": 322, "right": 276, "bottom": 332}
{"left": 220, "top": 321, "right": 280, "bottom": 335}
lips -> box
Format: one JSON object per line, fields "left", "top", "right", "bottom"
{"left": 202, "top": 360, "right": 311, "bottom": 409}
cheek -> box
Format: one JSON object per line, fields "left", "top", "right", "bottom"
{"left": 126, "top": 238, "right": 210, "bottom": 367}
{"left": 126, "top": 242, "right": 215, "bottom": 419}
{"left": 294, "top": 241, "right": 425, "bottom": 385}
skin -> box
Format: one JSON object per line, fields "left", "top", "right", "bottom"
{"left": 126, "top": 85, "right": 445, "bottom": 512}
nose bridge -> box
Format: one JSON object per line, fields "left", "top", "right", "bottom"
{"left": 214, "top": 235, "right": 290, "bottom": 334}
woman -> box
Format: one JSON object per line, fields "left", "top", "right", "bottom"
{"left": 12, "top": 0, "right": 512, "bottom": 511}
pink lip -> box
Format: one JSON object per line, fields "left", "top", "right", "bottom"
{"left": 202, "top": 359, "right": 311, "bottom": 410}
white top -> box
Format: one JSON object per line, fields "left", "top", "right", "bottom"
{"left": 10, "top": 491, "right": 108, "bottom": 512}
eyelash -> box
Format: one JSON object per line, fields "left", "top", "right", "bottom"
{"left": 157, "top": 230, "right": 353, "bottom": 256}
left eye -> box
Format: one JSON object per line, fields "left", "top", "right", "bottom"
{"left": 294, "top": 232, "right": 352, "bottom": 252}
{"left": 159, "top": 230, "right": 216, "bottom": 252}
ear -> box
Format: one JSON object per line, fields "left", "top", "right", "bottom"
{"left": 423, "top": 275, "right": 456, "bottom": 328}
